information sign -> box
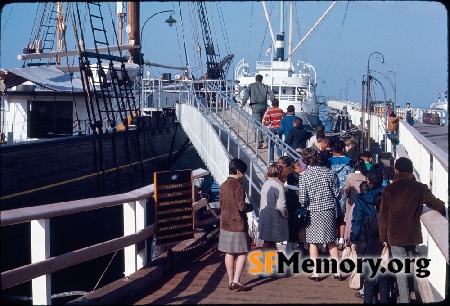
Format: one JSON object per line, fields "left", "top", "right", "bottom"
{"left": 154, "top": 169, "right": 194, "bottom": 244}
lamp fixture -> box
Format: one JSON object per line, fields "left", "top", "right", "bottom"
{"left": 165, "top": 15, "right": 177, "bottom": 27}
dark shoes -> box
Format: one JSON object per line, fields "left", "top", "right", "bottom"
{"left": 308, "top": 275, "right": 320, "bottom": 282}
{"left": 334, "top": 274, "right": 344, "bottom": 281}
{"left": 258, "top": 141, "right": 264, "bottom": 149}
{"left": 229, "top": 282, "right": 251, "bottom": 291}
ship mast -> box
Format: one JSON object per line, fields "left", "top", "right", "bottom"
{"left": 127, "top": 1, "right": 140, "bottom": 64}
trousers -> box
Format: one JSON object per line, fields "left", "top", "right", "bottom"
{"left": 390, "top": 245, "right": 417, "bottom": 303}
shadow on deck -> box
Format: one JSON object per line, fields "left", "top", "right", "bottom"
{"left": 114, "top": 242, "right": 367, "bottom": 305}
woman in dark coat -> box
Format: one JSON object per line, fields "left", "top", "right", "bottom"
{"left": 218, "top": 158, "right": 251, "bottom": 291}
{"left": 285, "top": 168, "right": 300, "bottom": 254}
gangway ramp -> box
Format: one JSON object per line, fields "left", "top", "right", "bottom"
{"left": 175, "top": 80, "right": 301, "bottom": 223}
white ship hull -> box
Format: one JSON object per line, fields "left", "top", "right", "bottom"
{"left": 235, "top": 58, "right": 320, "bottom": 126}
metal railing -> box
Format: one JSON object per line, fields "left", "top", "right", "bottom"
{"left": 0, "top": 168, "right": 209, "bottom": 305}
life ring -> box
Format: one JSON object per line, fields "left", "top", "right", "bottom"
{"left": 281, "top": 80, "right": 286, "bottom": 85}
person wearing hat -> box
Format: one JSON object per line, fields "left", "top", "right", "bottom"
{"left": 378, "top": 157, "right": 446, "bottom": 303}
{"left": 278, "top": 105, "right": 299, "bottom": 146}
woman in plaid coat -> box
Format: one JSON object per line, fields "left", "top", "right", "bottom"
{"left": 299, "top": 148, "right": 343, "bottom": 281}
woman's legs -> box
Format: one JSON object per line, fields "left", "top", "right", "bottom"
{"left": 225, "top": 252, "right": 248, "bottom": 285}
{"left": 309, "top": 243, "right": 319, "bottom": 277}
{"left": 225, "top": 253, "right": 235, "bottom": 283}
{"left": 327, "top": 243, "right": 341, "bottom": 276}
{"left": 232, "top": 253, "right": 248, "bottom": 284}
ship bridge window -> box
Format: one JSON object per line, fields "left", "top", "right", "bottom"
{"left": 281, "top": 87, "right": 295, "bottom": 95}
{"left": 27, "top": 100, "right": 73, "bottom": 138}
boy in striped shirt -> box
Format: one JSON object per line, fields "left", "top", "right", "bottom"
{"left": 263, "top": 99, "right": 284, "bottom": 162}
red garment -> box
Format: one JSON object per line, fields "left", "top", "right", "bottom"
{"left": 263, "top": 107, "right": 284, "bottom": 128}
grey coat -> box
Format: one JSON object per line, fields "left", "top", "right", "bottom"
{"left": 258, "top": 178, "right": 289, "bottom": 242}
{"left": 241, "top": 81, "right": 274, "bottom": 110}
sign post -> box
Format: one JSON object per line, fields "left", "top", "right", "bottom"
{"left": 154, "top": 169, "right": 194, "bottom": 245}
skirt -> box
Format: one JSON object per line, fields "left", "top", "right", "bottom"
{"left": 306, "top": 208, "right": 336, "bottom": 244}
{"left": 218, "top": 229, "right": 251, "bottom": 253}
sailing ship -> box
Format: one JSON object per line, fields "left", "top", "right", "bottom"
{"left": 235, "top": 2, "right": 337, "bottom": 127}
{"left": 0, "top": 2, "right": 218, "bottom": 210}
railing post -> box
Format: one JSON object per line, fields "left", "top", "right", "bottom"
{"left": 31, "top": 219, "right": 51, "bottom": 305}
{"left": 136, "top": 199, "right": 147, "bottom": 268}
{"left": 123, "top": 202, "right": 137, "bottom": 276}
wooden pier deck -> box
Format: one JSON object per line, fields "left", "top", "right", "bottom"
{"left": 413, "top": 122, "right": 448, "bottom": 154}
{"left": 68, "top": 113, "right": 443, "bottom": 305}
{"left": 115, "top": 243, "right": 367, "bottom": 305}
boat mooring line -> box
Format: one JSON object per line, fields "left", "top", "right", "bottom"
{"left": 1, "top": 153, "right": 172, "bottom": 201}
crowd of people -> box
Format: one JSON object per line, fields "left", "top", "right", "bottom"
{"left": 218, "top": 122, "right": 446, "bottom": 302}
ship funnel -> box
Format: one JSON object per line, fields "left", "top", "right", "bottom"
{"left": 275, "top": 32, "right": 284, "bottom": 61}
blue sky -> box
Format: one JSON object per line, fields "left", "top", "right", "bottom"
{"left": 1, "top": 1, "right": 448, "bottom": 109}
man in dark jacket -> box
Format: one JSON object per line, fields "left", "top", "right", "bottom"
{"left": 241, "top": 74, "right": 275, "bottom": 148}
{"left": 285, "top": 117, "right": 312, "bottom": 153}
{"left": 350, "top": 169, "right": 384, "bottom": 246}
{"left": 379, "top": 157, "right": 445, "bottom": 303}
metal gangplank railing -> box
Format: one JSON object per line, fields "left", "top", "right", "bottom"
{"left": 173, "top": 79, "right": 301, "bottom": 241}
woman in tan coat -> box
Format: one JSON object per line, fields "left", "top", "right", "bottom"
{"left": 218, "top": 158, "right": 252, "bottom": 291}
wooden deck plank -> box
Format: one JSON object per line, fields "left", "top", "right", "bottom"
{"left": 117, "top": 245, "right": 365, "bottom": 305}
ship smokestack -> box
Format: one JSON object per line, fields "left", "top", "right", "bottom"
{"left": 276, "top": 33, "right": 284, "bottom": 61}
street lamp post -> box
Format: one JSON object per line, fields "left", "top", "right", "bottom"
{"left": 371, "top": 70, "right": 396, "bottom": 116}
{"left": 340, "top": 89, "right": 347, "bottom": 100}
{"left": 346, "top": 77, "right": 355, "bottom": 101}
{"left": 139, "top": 10, "right": 176, "bottom": 108}
{"left": 387, "top": 70, "right": 396, "bottom": 109}
{"left": 365, "top": 51, "right": 385, "bottom": 151}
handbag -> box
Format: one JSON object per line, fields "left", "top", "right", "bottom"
{"left": 341, "top": 246, "right": 352, "bottom": 261}
{"left": 294, "top": 207, "right": 310, "bottom": 225}
{"left": 380, "top": 245, "right": 390, "bottom": 268}
{"left": 348, "top": 247, "right": 361, "bottom": 290}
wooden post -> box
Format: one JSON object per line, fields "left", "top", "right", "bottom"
{"left": 128, "top": 2, "right": 140, "bottom": 64}
{"left": 31, "top": 219, "right": 51, "bottom": 305}
{"left": 123, "top": 202, "right": 137, "bottom": 276}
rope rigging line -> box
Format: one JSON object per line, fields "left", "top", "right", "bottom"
{"left": 92, "top": 251, "right": 118, "bottom": 292}
{"left": 188, "top": 2, "right": 202, "bottom": 77}
{"left": 172, "top": 2, "right": 185, "bottom": 69}
{"left": 322, "top": 1, "right": 350, "bottom": 81}
{"left": 294, "top": 2, "right": 309, "bottom": 64}
{"left": 258, "top": 2, "right": 273, "bottom": 61}
{"left": 107, "top": 2, "right": 121, "bottom": 56}
{"left": 214, "top": 2, "right": 231, "bottom": 56}
{"left": 177, "top": 1, "right": 191, "bottom": 76}
{"left": 247, "top": 2, "right": 254, "bottom": 61}
{"left": 0, "top": 4, "right": 14, "bottom": 39}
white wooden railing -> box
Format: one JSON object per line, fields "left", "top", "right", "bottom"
{"left": 0, "top": 168, "right": 209, "bottom": 305}
{"left": 345, "top": 105, "right": 448, "bottom": 302}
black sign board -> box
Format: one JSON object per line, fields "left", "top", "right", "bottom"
{"left": 154, "top": 169, "right": 194, "bottom": 245}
